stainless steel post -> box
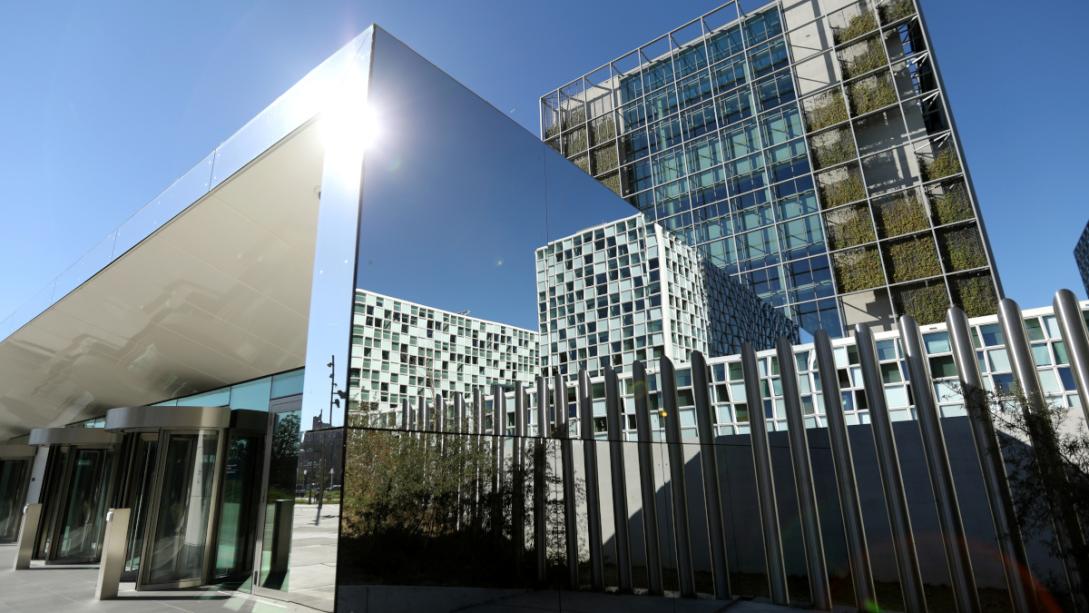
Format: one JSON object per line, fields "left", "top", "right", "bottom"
{"left": 436, "top": 393, "right": 446, "bottom": 433}
{"left": 579, "top": 368, "right": 605, "bottom": 590}
{"left": 854, "top": 324, "right": 927, "bottom": 612}
{"left": 401, "top": 398, "right": 410, "bottom": 431}
{"left": 632, "top": 360, "right": 664, "bottom": 595}
{"left": 555, "top": 369, "right": 579, "bottom": 588}
{"left": 455, "top": 392, "right": 466, "bottom": 434}
{"left": 947, "top": 307, "right": 1035, "bottom": 613}
{"left": 420, "top": 393, "right": 430, "bottom": 431}
{"left": 604, "top": 366, "right": 633, "bottom": 592}
{"left": 474, "top": 387, "right": 484, "bottom": 436}
{"left": 513, "top": 382, "right": 526, "bottom": 569}
{"left": 95, "top": 508, "right": 131, "bottom": 600}
{"left": 492, "top": 385, "right": 506, "bottom": 540}
{"left": 660, "top": 356, "right": 696, "bottom": 598}
{"left": 691, "top": 351, "right": 730, "bottom": 599}
{"left": 1054, "top": 289, "right": 1089, "bottom": 424}
{"left": 13, "top": 503, "right": 40, "bottom": 570}
{"left": 775, "top": 338, "right": 831, "bottom": 610}
{"left": 999, "top": 298, "right": 1089, "bottom": 609}
{"left": 741, "top": 343, "right": 789, "bottom": 606}
{"left": 899, "top": 315, "right": 980, "bottom": 613}
{"left": 534, "top": 376, "right": 548, "bottom": 583}
{"left": 814, "top": 330, "right": 876, "bottom": 611}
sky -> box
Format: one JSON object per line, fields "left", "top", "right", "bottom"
{"left": 0, "top": 0, "right": 1087, "bottom": 324}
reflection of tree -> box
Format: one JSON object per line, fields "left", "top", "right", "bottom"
{"left": 339, "top": 428, "right": 580, "bottom": 587}
{"left": 268, "top": 412, "right": 300, "bottom": 501}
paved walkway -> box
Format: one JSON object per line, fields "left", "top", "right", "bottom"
{"left": 0, "top": 541, "right": 817, "bottom": 613}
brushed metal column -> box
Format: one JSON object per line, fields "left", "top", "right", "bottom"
{"left": 998, "top": 298, "right": 1089, "bottom": 609}
{"left": 474, "top": 388, "right": 484, "bottom": 436}
{"left": 454, "top": 392, "right": 466, "bottom": 434}
{"left": 579, "top": 368, "right": 605, "bottom": 590}
{"left": 1054, "top": 289, "right": 1089, "bottom": 424}
{"left": 435, "top": 393, "right": 446, "bottom": 433}
{"left": 473, "top": 387, "right": 485, "bottom": 531}
{"left": 854, "top": 324, "right": 926, "bottom": 613}
{"left": 946, "top": 307, "right": 1035, "bottom": 613}
{"left": 814, "top": 330, "right": 876, "bottom": 610}
{"left": 419, "top": 393, "right": 430, "bottom": 431}
{"left": 690, "top": 351, "right": 730, "bottom": 599}
{"left": 604, "top": 366, "right": 633, "bottom": 592}
{"left": 661, "top": 356, "right": 696, "bottom": 598}
{"left": 632, "top": 360, "right": 664, "bottom": 595}
{"left": 555, "top": 370, "right": 579, "bottom": 588}
{"left": 775, "top": 338, "right": 831, "bottom": 610}
{"left": 899, "top": 315, "right": 980, "bottom": 613}
{"left": 741, "top": 343, "right": 789, "bottom": 605}
{"left": 401, "top": 398, "right": 410, "bottom": 431}
{"left": 513, "top": 382, "right": 527, "bottom": 569}
{"left": 492, "top": 385, "right": 506, "bottom": 541}
{"left": 534, "top": 376, "right": 548, "bottom": 583}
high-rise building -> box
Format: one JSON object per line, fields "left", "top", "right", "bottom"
{"left": 349, "top": 289, "right": 538, "bottom": 415}
{"left": 541, "top": 0, "right": 1002, "bottom": 335}
{"left": 1076, "top": 220, "right": 1089, "bottom": 297}
{"left": 536, "top": 213, "right": 795, "bottom": 378}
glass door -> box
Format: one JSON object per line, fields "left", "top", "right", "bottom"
{"left": 121, "top": 434, "right": 158, "bottom": 580}
{"left": 138, "top": 431, "right": 222, "bottom": 590}
{"left": 0, "top": 458, "right": 30, "bottom": 542}
{"left": 51, "top": 448, "right": 113, "bottom": 563}
{"left": 257, "top": 403, "right": 300, "bottom": 590}
{"left": 212, "top": 433, "right": 262, "bottom": 583}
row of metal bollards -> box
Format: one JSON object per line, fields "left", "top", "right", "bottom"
{"left": 385, "top": 290, "right": 1089, "bottom": 613}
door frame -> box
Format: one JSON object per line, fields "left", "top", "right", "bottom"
{"left": 249, "top": 394, "right": 302, "bottom": 598}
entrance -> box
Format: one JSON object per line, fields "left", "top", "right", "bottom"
{"left": 0, "top": 444, "right": 34, "bottom": 543}
{"left": 105, "top": 406, "right": 265, "bottom": 590}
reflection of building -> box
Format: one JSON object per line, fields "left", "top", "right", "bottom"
{"left": 299, "top": 416, "right": 343, "bottom": 490}
{"left": 537, "top": 213, "right": 795, "bottom": 378}
{"left": 541, "top": 0, "right": 1002, "bottom": 334}
{"left": 349, "top": 290, "right": 538, "bottom": 415}
{"left": 1077, "top": 220, "right": 1089, "bottom": 298}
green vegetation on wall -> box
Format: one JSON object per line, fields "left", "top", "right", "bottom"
{"left": 896, "top": 282, "right": 949, "bottom": 325}
{"left": 875, "top": 190, "right": 928, "bottom": 238}
{"left": 880, "top": 0, "right": 917, "bottom": 24}
{"left": 929, "top": 180, "right": 973, "bottom": 225}
{"left": 834, "top": 10, "right": 878, "bottom": 44}
{"left": 818, "top": 167, "right": 866, "bottom": 208}
{"left": 563, "top": 127, "right": 588, "bottom": 155}
{"left": 842, "top": 38, "right": 887, "bottom": 79}
{"left": 939, "top": 225, "right": 987, "bottom": 272}
{"left": 921, "top": 144, "right": 962, "bottom": 181}
{"left": 885, "top": 235, "right": 941, "bottom": 283}
{"left": 951, "top": 274, "right": 998, "bottom": 317}
{"left": 825, "top": 204, "right": 875, "bottom": 250}
{"left": 834, "top": 246, "right": 884, "bottom": 292}
{"left": 600, "top": 172, "right": 622, "bottom": 195}
{"left": 591, "top": 146, "right": 619, "bottom": 174}
{"left": 812, "top": 128, "right": 857, "bottom": 169}
{"left": 804, "top": 90, "right": 849, "bottom": 132}
{"left": 849, "top": 73, "right": 897, "bottom": 115}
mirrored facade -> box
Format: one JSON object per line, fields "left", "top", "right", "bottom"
{"left": 541, "top": 0, "right": 1002, "bottom": 335}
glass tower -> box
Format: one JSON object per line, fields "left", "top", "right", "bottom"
{"left": 541, "top": 0, "right": 1002, "bottom": 336}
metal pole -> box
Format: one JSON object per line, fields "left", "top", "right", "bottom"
{"left": 690, "top": 351, "right": 730, "bottom": 599}
{"left": 898, "top": 315, "right": 980, "bottom": 613}
{"left": 854, "top": 324, "right": 927, "bottom": 613}
{"left": 436, "top": 393, "right": 446, "bottom": 433}
{"left": 534, "top": 376, "right": 548, "bottom": 583}
{"left": 998, "top": 298, "right": 1089, "bottom": 609}
{"left": 454, "top": 392, "right": 466, "bottom": 434}
{"left": 401, "top": 398, "right": 410, "bottom": 431}
{"left": 946, "top": 307, "right": 1035, "bottom": 613}
{"left": 604, "top": 366, "right": 633, "bottom": 592}
{"left": 741, "top": 343, "right": 789, "bottom": 606}
{"left": 579, "top": 368, "right": 605, "bottom": 590}
{"left": 513, "top": 382, "right": 526, "bottom": 571}
{"left": 492, "top": 385, "right": 506, "bottom": 543}
{"left": 814, "top": 330, "right": 876, "bottom": 610}
{"left": 419, "top": 393, "right": 430, "bottom": 432}
{"left": 661, "top": 355, "right": 696, "bottom": 598}
{"left": 775, "top": 338, "right": 831, "bottom": 610}
{"left": 632, "top": 360, "right": 664, "bottom": 595}
{"left": 555, "top": 369, "right": 579, "bottom": 588}
{"left": 1053, "top": 289, "right": 1089, "bottom": 424}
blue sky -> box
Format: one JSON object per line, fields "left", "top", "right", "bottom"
{"left": 1, "top": 0, "right": 1087, "bottom": 323}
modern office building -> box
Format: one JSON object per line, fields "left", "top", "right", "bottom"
{"left": 1, "top": 14, "right": 1088, "bottom": 613}
{"left": 349, "top": 289, "right": 539, "bottom": 417}
{"left": 541, "top": 0, "right": 1002, "bottom": 336}
{"left": 536, "top": 212, "right": 795, "bottom": 379}
{"left": 1077, "top": 220, "right": 1089, "bottom": 297}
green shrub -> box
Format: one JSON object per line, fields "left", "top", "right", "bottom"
{"left": 805, "top": 91, "right": 849, "bottom": 132}
{"left": 842, "top": 38, "right": 887, "bottom": 79}
{"left": 896, "top": 283, "right": 949, "bottom": 325}
{"left": 563, "top": 127, "right": 587, "bottom": 154}
{"left": 951, "top": 274, "right": 998, "bottom": 317}
{"left": 875, "top": 190, "right": 928, "bottom": 238}
{"left": 544, "top": 124, "right": 562, "bottom": 140}
{"left": 591, "top": 146, "right": 618, "bottom": 174}
{"left": 885, "top": 236, "right": 941, "bottom": 282}
{"left": 921, "top": 144, "right": 961, "bottom": 181}
{"left": 939, "top": 226, "right": 987, "bottom": 271}
{"left": 849, "top": 73, "right": 897, "bottom": 115}
{"left": 818, "top": 168, "right": 866, "bottom": 208}
{"left": 600, "top": 172, "right": 622, "bottom": 195}
{"left": 572, "top": 154, "right": 589, "bottom": 173}
{"left": 812, "top": 128, "right": 857, "bottom": 168}
{"left": 929, "top": 180, "right": 973, "bottom": 225}
{"left": 590, "top": 116, "right": 616, "bottom": 145}
{"left": 825, "top": 204, "right": 875, "bottom": 249}
{"left": 834, "top": 247, "right": 884, "bottom": 292}
{"left": 834, "top": 10, "right": 877, "bottom": 44}
{"left": 879, "top": 0, "right": 916, "bottom": 24}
